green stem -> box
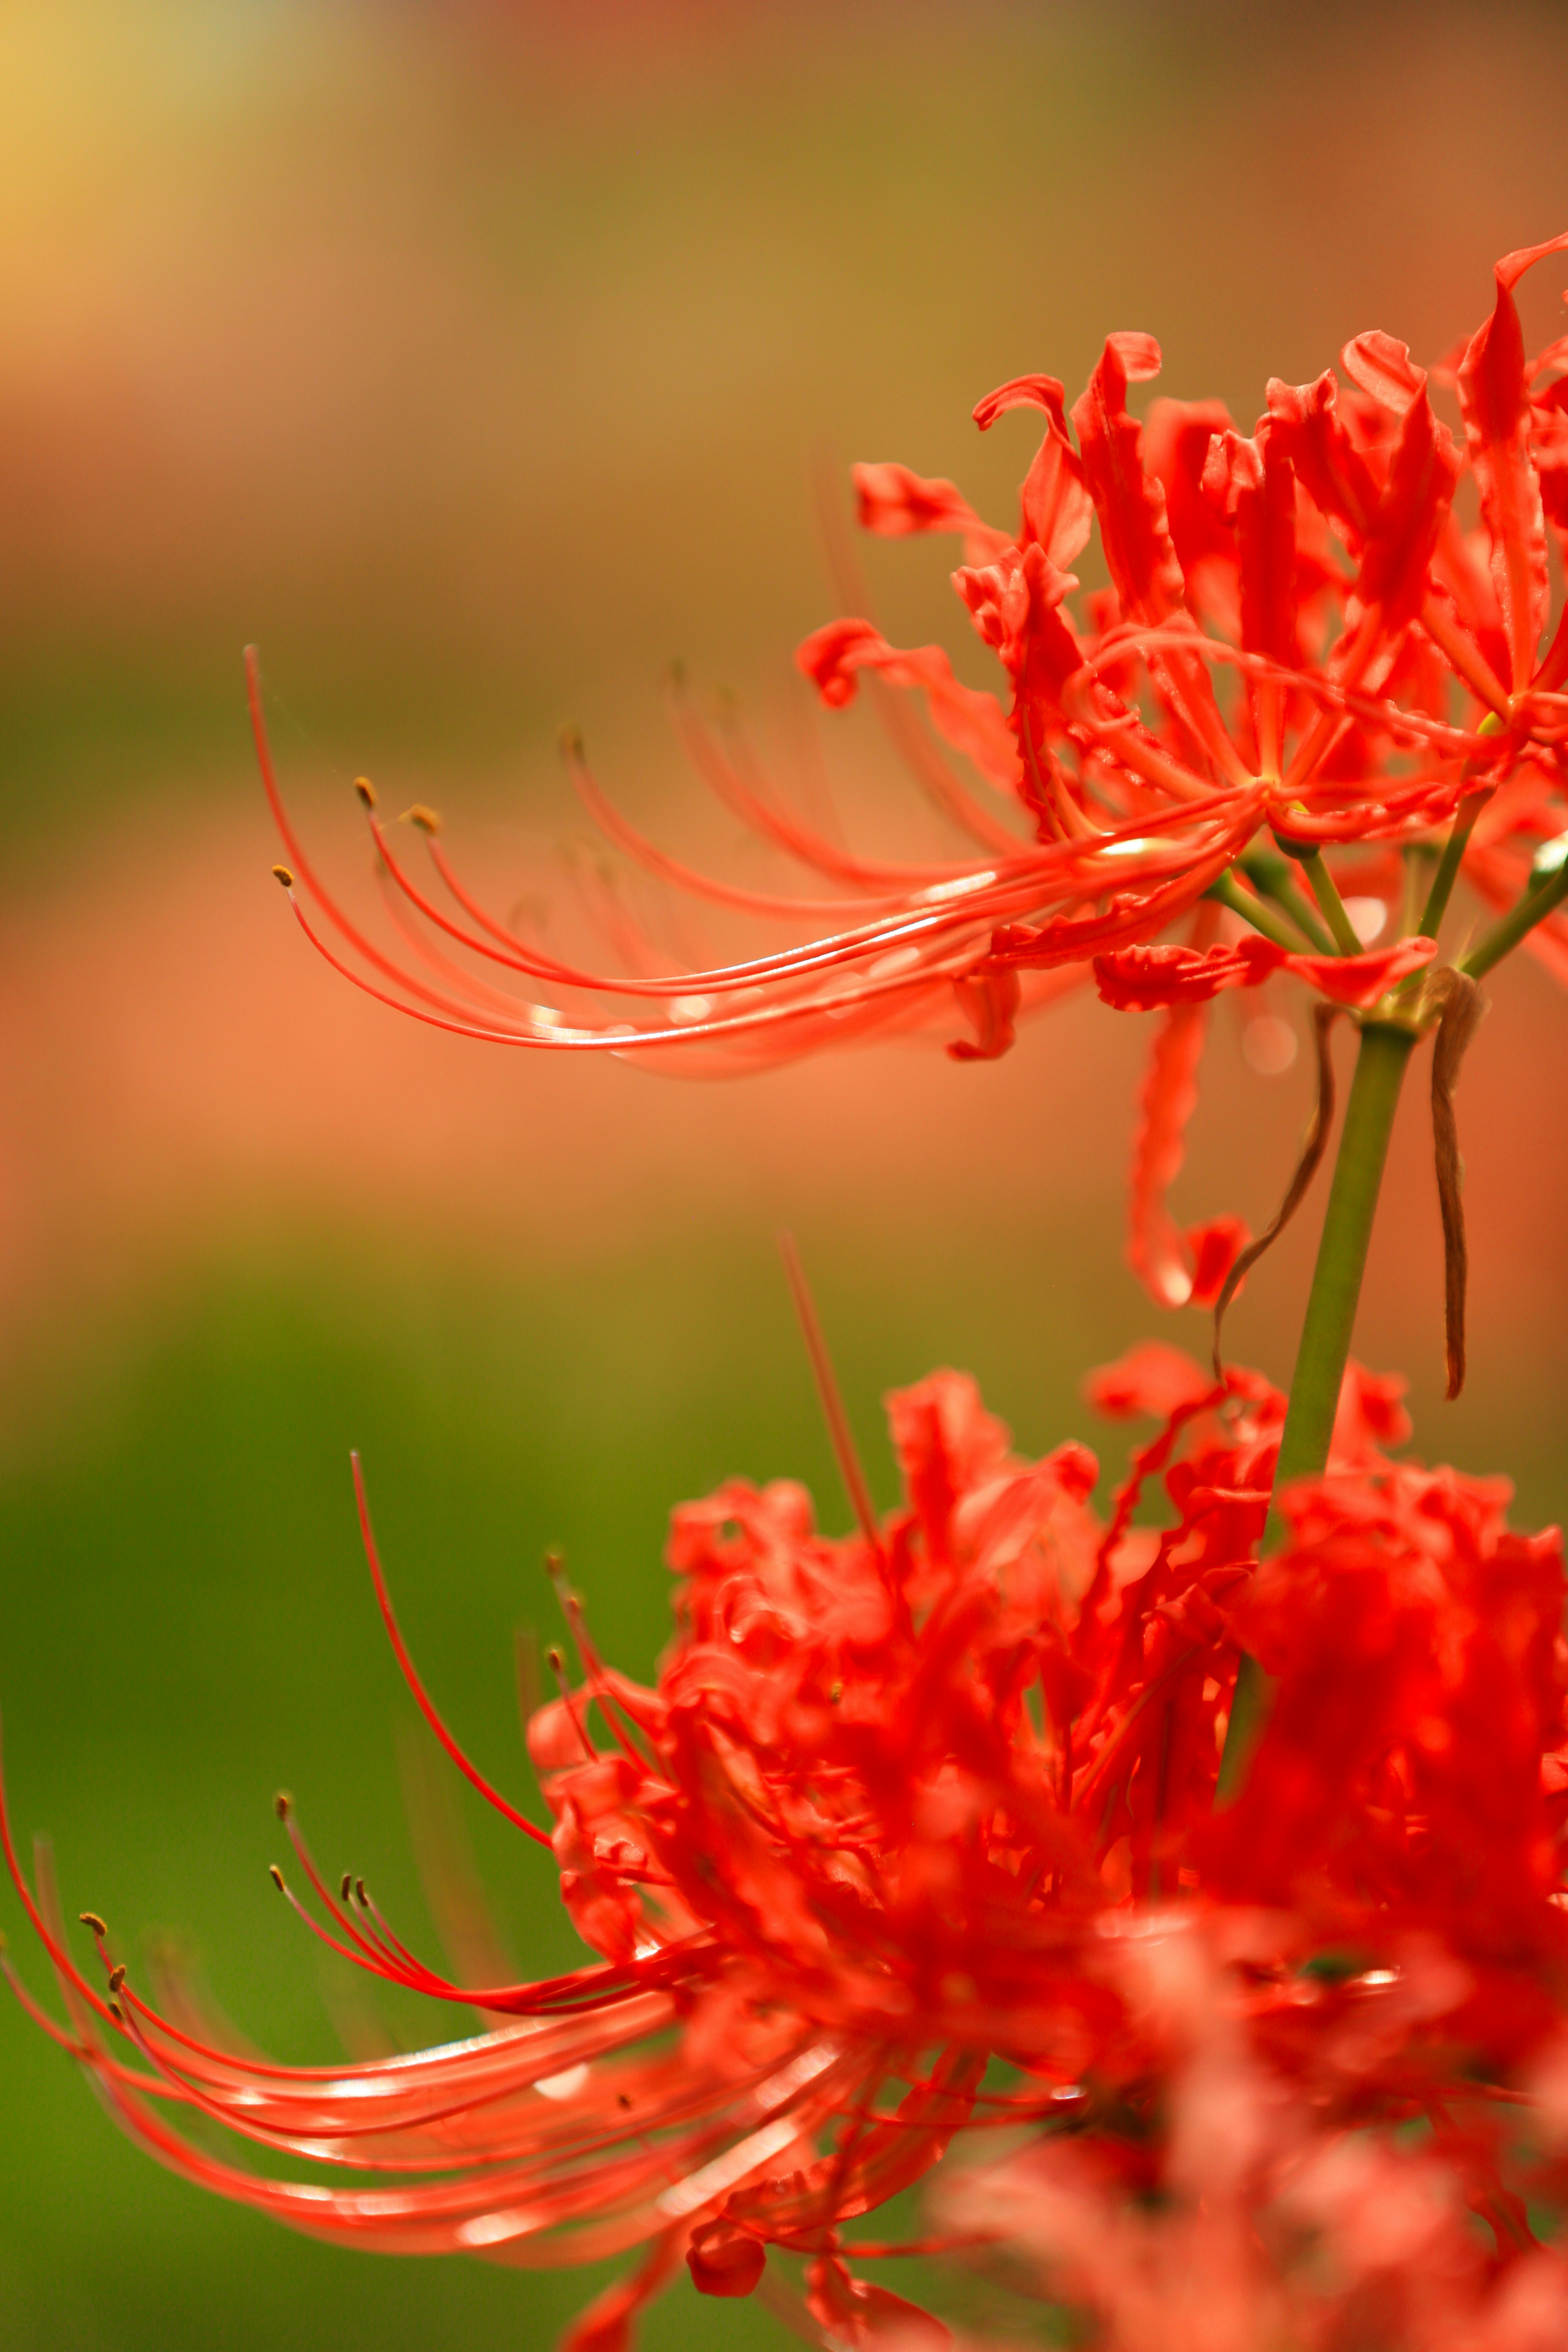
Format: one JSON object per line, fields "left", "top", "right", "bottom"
{"left": 1217, "top": 1018, "right": 1417, "bottom": 1795}
{"left": 1400, "top": 843, "right": 1439, "bottom": 939}
{"left": 1204, "top": 868, "right": 1314, "bottom": 954}
{"left": 1297, "top": 848, "right": 1364, "bottom": 957}
{"left": 1460, "top": 850, "right": 1568, "bottom": 980}
{"left": 1239, "top": 849, "right": 1337, "bottom": 956}
{"left": 1416, "top": 791, "right": 1488, "bottom": 942}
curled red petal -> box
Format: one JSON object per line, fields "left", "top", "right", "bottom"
{"left": 1126, "top": 997, "right": 1209, "bottom": 1308}
{"left": 793, "top": 619, "right": 1016, "bottom": 786}
{"left": 947, "top": 968, "right": 1020, "bottom": 1061}
{"left": 1070, "top": 334, "right": 1184, "bottom": 626}
{"left": 1143, "top": 396, "right": 1236, "bottom": 593}
{"left": 1185, "top": 1214, "right": 1250, "bottom": 1309}
{"left": 971, "top": 372, "right": 1093, "bottom": 568}
{"left": 851, "top": 462, "right": 1010, "bottom": 565}
{"left": 1281, "top": 934, "right": 1436, "bottom": 1006}
{"left": 1084, "top": 1340, "right": 1214, "bottom": 1421}
{"left": 1206, "top": 428, "right": 1300, "bottom": 670}
{"left": 686, "top": 2220, "right": 766, "bottom": 2298}
{"left": 1341, "top": 330, "right": 1428, "bottom": 417}
{"left": 1096, "top": 933, "right": 1435, "bottom": 1013}
{"left": 1457, "top": 231, "right": 1568, "bottom": 691}
{"left": 1092, "top": 940, "right": 1280, "bottom": 1010}
{"left": 1347, "top": 379, "right": 1461, "bottom": 643}
{"left": 1264, "top": 369, "right": 1379, "bottom": 542}
{"left": 972, "top": 372, "right": 1071, "bottom": 432}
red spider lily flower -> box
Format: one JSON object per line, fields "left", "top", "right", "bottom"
{"left": 9, "top": 1346, "right": 1566, "bottom": 2346}
{"left": 254, "top": 236, "right": 1568, "bottom": 1314}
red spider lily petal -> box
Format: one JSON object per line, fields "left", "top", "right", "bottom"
{"left": 1341, "top": 327, "right": 1429, "bottom": 414}
{"left": 1457, "top": 232, "right": 1568, "bottom": 692}
{"left": 850, "top": 461, "right": 1011, "bottom": 566}
{"left": 1274, "top": 934, "right": 1438, "bottom": 1003}
{"left": 1082, "top": 1339, "right": 1216, "bottom": 1421}
{"left": 793, "top": 619, "right": 1018, "bottom": 788}
{"left": 1265, "top": 368, "right": 1379, "bottom": 544}
{"left": 1346, "top": 364, "right": 1462, "bottom": 648}
{"left": 560, "top": 2234, "right": 686, "bottom": 2351}
{"left": 806, "top": 2253, "right": 953, "bottom": 2347}
{"left": 1126, "top": 995, "right": 1209, "bottom": 1309}
{"left": 947, "top": 967, "right": 1021, "bottom": 1061}
{"left": 1070, "top": 339, "right": 1252, "bottom": 792}
{"left": 1185, "top": 1214, "right": 1249, "bottom": 1310}
{"left": 1201, "top": 427, "right": 1299, "bottom": 675}
{"left": 1092, "top": 933, "right": 1436, "bottom": 1011}
{"left": 685, "top": 2218, "right": 766, "bottom": 2298}
{"left": 1070, "top": 334, "right": 1183, "bottom": 627}
{"left": 1214, "top": 1459, "right": 1568, "bottom": 1939}
{"left": 1332, "top": 1358, "right": 1414, "bottom": 1457}
{"left": 1143, "top": 397, "right": 1236, "bottom": 615}
{"left": 971, "top": 372, "right": 1094, "bottom": 567}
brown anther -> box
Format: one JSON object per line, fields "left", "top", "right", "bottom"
{"left": 273, "top": 1791, "right": 292, "bottom": 1820}
{"left": 354, "top": 776, "right": 378, "bottom": 810}
{"left": 617, "top": 2092, "right": 632, "bottom": 2110}
{"left": 108, "top": 1964, "right": 127, "bottom": 1994}
{"left": 272, "top": 864, "right": 294, "bottom": 888}
{"left": 558, "top": 726, "right": 586, "bottom": 762}
{"left": 268, "top": 1865, "right": 285, "bottom": 1893}
{"left": 79, "top": 1912, "right": 107, "bottom": 1938}
{"left": 107, "top": 1999, "right": 124, "bottom": 2025}
{"left": 340, "top": 1873, "right": 352, "bottom": 1902}
{"left": 547, "top": 1646, "right": 564, "bottom": 1675}
{"left": 400, "top": 803, "right": 441, "bottom": 834}
{"left": 355, "top": 1878, "right": 369, "bottom": 1908}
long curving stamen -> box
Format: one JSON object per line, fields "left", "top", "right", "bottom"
{"left": 777, "top": 1236, "right": 884, "bottom": 1563}
{"left": 0, "top": 1720, "right": 125, "bottom": 2037}
{"left": 563, "top": 735, "right": 972, "bottom": 917}
{"left": 809, "top": 449, "right": 1030, "bottom": 857}
{"left": 350, "top": 1454, "right": 553, "bottom": 1849}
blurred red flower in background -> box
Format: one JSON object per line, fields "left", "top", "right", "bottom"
{"left": 9, "top": 1343, "right": 1568, "bottom": 2346}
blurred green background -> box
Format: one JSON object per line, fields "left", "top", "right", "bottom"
{"left": 4, "top": 4, "right": 1568, "bottom": 2346}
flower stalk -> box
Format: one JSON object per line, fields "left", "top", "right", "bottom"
{"left": 1294, "top": 846, "right": 1365, "bottom": 958}
{"left": 1460, "top": 832, "right": 1568, "bottom": 979}
{"left": 1218, "top": 1016, "right": 1417, "bottom": 1791}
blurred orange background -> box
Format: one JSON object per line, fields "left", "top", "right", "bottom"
{"left": 3, "top": 7, "right": 1568, "bottom": 2349}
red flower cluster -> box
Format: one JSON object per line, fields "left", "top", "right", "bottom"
{"left": 258, "top": 234, "right": 1568, "bottom": 1309}
{"left": 9, "top": 1346, "right": 1566, "bottom": 2346}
